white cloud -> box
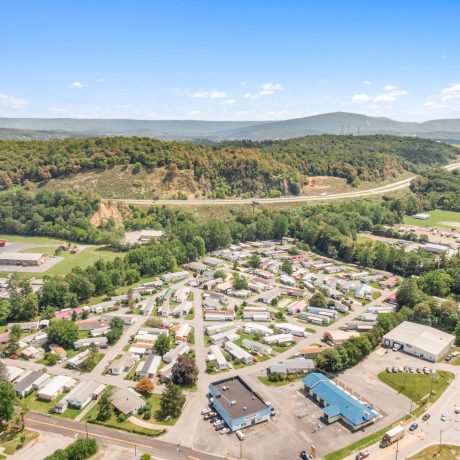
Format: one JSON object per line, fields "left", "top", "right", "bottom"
{"left": 352, "top": 93, "right": 371, "bottom": 102}
{"left": 188, "top": 110, "right": 202, "bottom": 115}
{"left": 441, "top": 83, "right": 460, "bottom": 94}
{"left": 69, "top": 81, "right": 87, "bottom": 89}
{"left": 383, "top": 85, "right": 397, "bottom": 91}
{"left": 0, "top": 92, "right": 27, "bottom": 109}
{"left": 441, "top": 93, "right": 460, "bottom": 101}
{"left": 373, "top": 94, "right": 397, "bottom": 102}
{"left": 243, "top": 82, "right": 284, "bottom": 100}
{"left": 240, "top": 81, "right": 247, "bottom": 86}
{"left": 48, "top": 107, "right": 71, "bottom": 114}
{"left": 191, "top": 90, "right": 228, "bottom": 99}
{"left": 363, "top": 80, "right": 371, "bottom": 85}
{"left": 260, "top": 82, "right": 283, "bottom": 92}
{"left": 387, "top": 90, "right": 408, "bottom": 97}
{"left": 97, "top": 78, "right": 105, "bottom": 83}
{"left": 210, "top": 90, "right": 227, "bottom": 99}
{"left": 191, "top": 91, "right": 209, "bottom": 98}
{"left": 423, "top": 101, "right": 437, "bottom": 107}
{"left": 222, "top": 99, "right": 236, "bottom": 105}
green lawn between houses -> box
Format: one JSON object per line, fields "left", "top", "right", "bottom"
{"left": 409, "top": 445, "right": 460, "bottom": 460}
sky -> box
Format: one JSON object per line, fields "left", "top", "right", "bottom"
{"left": 1, "top": 0, "right": 460, "bottom": 121}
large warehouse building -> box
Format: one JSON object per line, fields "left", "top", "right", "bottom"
{"left": 303, "top": 373, "right": 380, "bottom": 431}
{"left": 0, "top": 252, "right": 48, "bottom": 266}
{"left": 209, "top": 376, "right": 273, "bottom": 431}
{"left": 383, "top": 321, "right": 455, "bottom": 362}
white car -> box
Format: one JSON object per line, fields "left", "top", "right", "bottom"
{"left": 236, "top": 430, "right": 245, "bottom": 441}
{"left": 213, "top": 419, "right": 224, "bottom": 426}
{"left": 441, "top": 414, "right": 447, "bottom": 421}
{"left": 201, "top": 408, "right": 211, "bottom": 415}
{"left": 455, "top": 406, "right": 460, "bottom": 414}
{"left": 220, "top": 427, "right": 230, "bottom": 435}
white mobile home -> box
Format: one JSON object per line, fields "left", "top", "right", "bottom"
{"left": 274, "top": 322, "right": 308, "bottom": 337}
{"left": 264, "top": 333, "right": 294, "bottom": 346}
{"left": 38, "top": 375, "right": 76, "bottom": 401}
{"left": 224, "top": 341, "right": 252, "bottom": 364}
{"left": 209, "top": 345, "right": 230, "bottom": 370}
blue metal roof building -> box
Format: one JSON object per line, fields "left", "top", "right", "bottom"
{"left": 303, "top": 373, "right": 379, "bottom": 431}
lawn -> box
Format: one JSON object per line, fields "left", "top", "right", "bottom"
{"left": 0, "top": 245, "right": 123, "bottom": 278}
{"left": 409, "top": 445, "right": 460, "bottom": 460}
{"left": 57, "top": 406, "right": 82, "bottom": 420}
{"left": 0, "top": 233, "right": 66, "bottom": 245}
{"left": 83, "top": 401, "right": 165, "bottom": 436}
{"left": 138, "top": 393, "right": 180, "bottom": 426}
{"left": 258, "top": 374, "right": 304, "bottom": 387}
{"left": 22, "top": 391, "right": 66, "bottom": 414}
{"left": 403, "top": 209, "right": 460, "bottom": 229}
{"left": 0, "top": 429, "right": 39, "bottom": 455}
{"left": 378, "top": 370, "right": 454, "bottom": 404}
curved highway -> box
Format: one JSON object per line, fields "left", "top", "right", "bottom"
{"left": 107, "top": 162, "right": 460, "bottom": 207}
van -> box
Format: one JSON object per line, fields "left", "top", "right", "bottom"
{"left": 236, "top": 430, "right": 245, "bottom": 441}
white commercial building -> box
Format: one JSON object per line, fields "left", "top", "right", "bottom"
{"left": 383, "top": 321, "right": 455, "bottom": 362}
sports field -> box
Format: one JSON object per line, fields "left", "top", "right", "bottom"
{"left": 403, "top": 209, "right": 460, "bottom": 229}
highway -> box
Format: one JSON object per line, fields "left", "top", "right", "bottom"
{"left": 107, "top": 162, "right": 460, "bottom": 207}
{"left": 24, "top": 412, "right": 224, "bottom": 460}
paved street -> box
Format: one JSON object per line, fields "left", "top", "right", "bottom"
{"left": 24, "top": 413, "right": 225, "bottom": 460}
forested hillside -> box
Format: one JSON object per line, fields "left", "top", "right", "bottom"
{"left": 410, "top": 168, "right": 460, "bottom": 211}
{"left": 0, "top": 135, "right": 457, "bottom": 198}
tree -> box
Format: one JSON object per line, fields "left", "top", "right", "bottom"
{"left": 160, "top": 384, "right": 185, "bottom": 419}
{"left": 0, "top": 361, "right": 8, "bottom": 381}
{"left": 144, "top": 317, "right": 163, "bottom": 328}
{"left": 419, "top": 270, "right": 453, "bottom": 297}
{"left": 45, "top": 352, "right": 59, "bottom": 366}
{"left": 47, "top": 320, "right": 79, "bottom": 349}
{"left": 0, "top": 381, "right": 15, "bottom": 424}
{"left": 0, "top": 299, "right": 11, "bottom": 325}
{"left": 454, "top": 320, "right": 460, "bottom": 345}
{"left": 5, "top": 324, "right": 21, "bottom": 356}
{"left": 273, "top": 214, "right": 289, "bottom": 239}
{"left": 155, "top": 334, "right": 171, "bottom": 356}
{"left": 106, "top": 317, "right": 124, "bottom": 345}
{"left": 310, "top": 291, "right": 328, "bottom": 309}
{"left": 281, "top": 260, "right": 293, "bottom": 275}
{"left": 171, "top": 355, "right": 198, "bottom": 386}
{"left": 396, "top": 278, "right": 424, "bottom": 308}
{"left": 96, "top": 394, "right": 112, "bottom": 421}
{"left": 247, "top": 253, "right": 261, "bottom": 271}
{"left": 140, "top": 454, "right": 152, "bottom": 460}
{"left": 136, "top": 378, "right": 155, "bottom": 395}
{"left": 232, "top": 273, "right": 248, "bottom": 290}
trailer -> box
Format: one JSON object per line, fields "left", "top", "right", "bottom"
{"left": 380, "top": 425, "right": 404, "bottom": 448}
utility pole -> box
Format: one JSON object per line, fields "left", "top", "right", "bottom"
{"left": 177, "top": 442, "right": 182, "bottom": 460}
{"left": 85, "top": 422, "right": 88, "bottom": 439}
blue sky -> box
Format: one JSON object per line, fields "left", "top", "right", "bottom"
{"left": 1, "top": 0, "right": 459, "bottom": 121}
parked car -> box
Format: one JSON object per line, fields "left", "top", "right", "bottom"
{"left": 215, "top": 423, "right": 225, "bottom": 431}
{"left": 423, "top": 367, "right": 430, "bottom": 374}
{"left": 441, "top": 414, "right": 447, "bottom": 421}
{"left": 422, "top": 413, "right": 431, "bottom": 421}
{"left": 398, "top": 367, "right": 403, "bottom": 372}
{"left": 355, "top": 450, "right": 370, "bottom": 460}
{"left": 409, "top": 423, "right": 418, "bottom": 431}
{"left": 455, "top": 405, "right": 460, "bottom": 414}
{"left": 409, "top": 367, "right": 415, "bottom": 373}
{"left": 445, "top": 354, "right": 453, "bottom": 361}
{"left": 201, "top": 408, "right": 211, "bottom": 415}
{"left": 203, "top": 414, "right": 212, "bottom": 420}
{"left": 416, "top": 368, "right": 422, "bottom": 373}
{"left": 220, "top": 427, "right": 230, "bottom": 435}
{"left": 236, "top": 430, "right": 245, "bottom": 441}
{"left": 300, "top": 452, "right": 313, "bottom": 460}
{"left": 386, "top": 367, "right": 392, "bottom": 373}
{"left": 392, "top": 367, "right": 398, "bottom": 372}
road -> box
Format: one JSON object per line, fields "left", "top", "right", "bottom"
{"left": 107, "top": 162, "right": 460, "bottom": 207}
{"left": 343, "top": 363, "right": 460, "bottom": 460}
{"left": 24, "top": 412, "right": 224, "bottom": 460}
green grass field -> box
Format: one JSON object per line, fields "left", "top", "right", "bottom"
{"left": 0, "top": 243, "right": 123, "bottom": 278}
{"left": 378, "top": 370, "right": 454, "bottom": 403}
{"left": 409, "top": 445, "right": 460, "bottom": 460}
{"left": 403, "top": 209, "right": 460, "bottom": 228}
{"left": 0, "top": 233, "right": 67, "bottom": 245}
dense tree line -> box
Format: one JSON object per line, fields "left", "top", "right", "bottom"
{"left": 410, "top": 168, "right": 460, "bottom": 211}
{"left": 0, "top": 135, "right": 456, "bottom": 196}
{"left": 316, "top": 308, "right": 412, "bottom": 373}
{"left": 0, "top": 189, "right": 122, "bottom": 243}
{"left": 44, "top": 438, "right": 98, "bottom": 460}
{"left": 0, "top": 198, "right": 456, "bottom": 326}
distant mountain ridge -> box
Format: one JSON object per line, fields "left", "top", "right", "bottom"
{"left": 1, "top": 112, "right": 460, "bottom": 141}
